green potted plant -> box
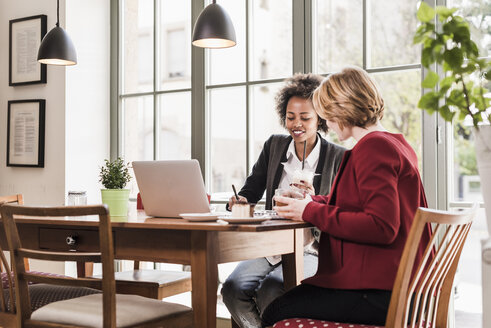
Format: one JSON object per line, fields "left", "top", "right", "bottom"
{"left": 414, "top": 2, "right": 491, "bottom": 233}
{"left": 99, "top": 157, "right": 132, "bottom": 217}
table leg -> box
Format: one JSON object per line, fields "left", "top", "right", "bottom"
{"left": 191, "top": 231, "right": 218, "bottom": 328}
{"left": 281, "top": 228, "right": 304, "bottom": 290}
{"left": 76, "top": 262, "right": 93, "bottom": 278}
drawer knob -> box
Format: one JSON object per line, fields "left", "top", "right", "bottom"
{"left": 66, "top": 235, "right": 78, "bottom": 246}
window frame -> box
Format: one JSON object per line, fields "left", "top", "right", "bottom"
{"left": 110, "top": 0, "right": 480, "bottom": 210}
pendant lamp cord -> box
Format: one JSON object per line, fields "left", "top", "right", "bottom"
{"left": 56, "top": 0, "right": 60, "bottom": 27}
{"left": 212, "top": 0, "right": 216, "bottom": 3}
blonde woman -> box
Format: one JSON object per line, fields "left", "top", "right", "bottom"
{"left": 262, "top": 67, "right": 432, "bottom": 326}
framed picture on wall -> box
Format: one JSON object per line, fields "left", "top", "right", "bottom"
{"left": 7, "top": 100, "right": 46, "bottom": 168}
{"left": 9, "top": 15, "right": 47, "bottom": 86}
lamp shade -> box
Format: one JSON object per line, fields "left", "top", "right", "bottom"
{"left": 192, "top": 2, "right": 236, "bottom": 48}
{"left": 37, "top": 26, "right": 77, "bottom": 66}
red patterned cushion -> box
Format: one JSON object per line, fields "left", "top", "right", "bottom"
{"left": 273, "top": 318, "right": 382, "bottom": 328}
{"left": 2, "top": 271, "right": 68, "bottom": 289}
{"left": 273, "top": 318, "right": 431, "bottom": 328}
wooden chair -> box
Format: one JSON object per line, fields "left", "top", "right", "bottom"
{"left": 272, "top": 205, "right": 478, "bottom": 328}
{"left": 0, "top": 194, "right": 192, "bottom": 300}
{"left": 113, "top": 264, "right": 191, "bottom": 299}
{"left": 0, "top": 199, "right": 101, "bottom": 328}
{"left": 109, "top": 193, "right": 192, "bottom": 299}
{"left": 1, "top": 204, "right": 193, "bottom": 328}
{"left": 0, "top": 195, "right": 30, "bottom": 273}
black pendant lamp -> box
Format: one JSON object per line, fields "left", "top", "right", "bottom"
{"left": 38, "top": 0, "right": 77, "bottom": 65}
{"left": 192, "top": 0, "right": 236, "bottom": 49}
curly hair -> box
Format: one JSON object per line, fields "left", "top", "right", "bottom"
{"left": 275, "top": 73, "right": 327, "bottom": 133}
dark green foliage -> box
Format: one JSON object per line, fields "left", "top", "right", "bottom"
{"left": 414, "top": 1, "right": 491, "bottom": 128}
{"left": 99, "top": 158, "right": 131, "bottom": 189}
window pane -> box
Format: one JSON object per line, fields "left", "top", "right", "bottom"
{"left": 123, "top": 0, "right": 154, "bottom": 94}
{"left": 159, "top": 92, "right": 191, "bottom": 160}
{"left": 371, "top": 70, "right": 423, "bottom": 170}
{"left": 313, "top": 0, "right": 362, "bottom": 74}
{"left": 208, "top": 0, "right": 246, "bottom": 85}
{"left": 210, "top": 87, "right": 246, "bottom": 195}
{"left": 452, "top": 206, "right": 486, "bottom": 324}
{"left": 448, "top": 0, "right": 491, "bottom": 57}
{"left": 367, "top": 0, "right": 419, "bottom": 68}
{"left": 249, "top": 0, "right": 292, "bottom": 80}
{"left": 250, "top": 83, "right": 285, "bottom": 165}
{"left": 451, "top": 123, "right": 482, "bottom": 202}
{"left": 159, "top": 0, "right": 191, "bottom": 91}
{"left": 122, "top": 96, "right": 154, "bottom": 197}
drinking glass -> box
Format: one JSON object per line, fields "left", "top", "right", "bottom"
{"left": 273, "top": 188, "right": 304, "bottom": 207}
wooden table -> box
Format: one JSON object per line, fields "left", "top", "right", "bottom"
{"left": 0, "top": 211, "right": 310, "bottom": 328}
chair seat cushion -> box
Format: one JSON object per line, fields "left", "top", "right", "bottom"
{"left": 273, "top": 318, "right": 383, "bottom": 328}
{"left": 31, "top": 293, "right": 191, "bottom": 328}
{"left": 113, "top": 269, "right": 191, "bottom": 286}
{"left": 4, "top": 283, "right": 101, "bottom": 311}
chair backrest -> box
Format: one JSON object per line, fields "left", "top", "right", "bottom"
{"left": 0, "top": 194, "right": 24, "bottom": 315}
{"left": 385, "top": 204, "right": 478, "bottom": 328}
{"left": 0, "top": 204, "right": 116, "bottom": 327}
{"left": 0, "top": 194, "right": 23, "bottom": 206}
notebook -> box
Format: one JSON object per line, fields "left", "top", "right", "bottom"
{"left": 132, "top": 160, "right": 210, "bottom": 218}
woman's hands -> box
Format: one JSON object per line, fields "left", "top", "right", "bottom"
{"left": 273, "top": 195, "right": 312, "bottom": 221}
{"left": 228, "top": 195, "right": 248, "bottom": 209}
{"left": 290, "top": 180, "right": 315, "bottom": 196}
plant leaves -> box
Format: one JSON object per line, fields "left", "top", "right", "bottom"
{"left": 447, "top": 89, "right": 466, "bottom": 108}
{"left": 438, "top": 105, "right": 456, "bottom": 122}
{"left": 435, "top": 6, "right": 457, "bottom": 20}
{"left": 417, "top": 2, "right": 436, "bottom": 23}
{"left": 443, "top": 48, "right": 464, "bottom": 71}
{"left": 439, "top": 76, "right": 456, "bottom": 95}
{"left": 440, "top": 76, "right": 456, "bottom": 89}
{"left": 485, "top": 68, "right": 491, "bottom": 81}
{"left": 418, "top": 91, "right": 440, "bottom": 114}
{"left": 422, "top": 70, "right": 440, "bottom": 89}
{"left": 422, "top": 47, "right": 435, "bottom": 67}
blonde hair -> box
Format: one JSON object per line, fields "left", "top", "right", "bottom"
{"left": 313, "top": 67, "right": 385, "bottom": 129}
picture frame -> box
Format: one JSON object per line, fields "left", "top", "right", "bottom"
{"left": 7, "top": 100, "right": 46, "bottom": 168}
{"left": 9, "top": 15, "right": 47, "bottom": 86}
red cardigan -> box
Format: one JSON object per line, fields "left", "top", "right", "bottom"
{"left": 302, "top": 131, "right": 432, "bottom": 290}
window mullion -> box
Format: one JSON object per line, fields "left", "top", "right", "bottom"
{"left": 292, "top": 0, "right": 305, "bottom": 73}
{"left": 110, "top": 0, "right": 121, "bottom": 160}
{"left": 154, "top": 0, "right": 161, "bottom": 160}
{"left": 191, "top": 0, "right": 207, "bottom": 179}
{"left": 246, "top": 0, "right": 251, "bottom": 174}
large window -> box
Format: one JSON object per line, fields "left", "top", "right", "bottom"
{"left": 116, "top": 0, "right": 487, "bottom": 324}
{"left": 120, "top": 0, "right": 192, "bottom": 196}
{"left": 118, "top": 0, "right": 424, "bottom": 200}
{"left": 314, "top": 0, "right": 422, "bottom": 165}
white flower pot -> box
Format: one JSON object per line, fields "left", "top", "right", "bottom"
{"left": 475, "top": 125, "right": 491, "bottom": 328}
{"left": 475, "top": 125, "right": 491, "bottom": 236}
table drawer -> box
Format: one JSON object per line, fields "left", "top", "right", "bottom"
{"left": 39, "top": 228, "right": 99, "bottom": 251}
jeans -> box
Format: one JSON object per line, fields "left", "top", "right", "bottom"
{"left": 261, "top": 284, "right": 392, "bottom": 327}
{"left": 221, "top": 254, "right": 318, "bottom": 328}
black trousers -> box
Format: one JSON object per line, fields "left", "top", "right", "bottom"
{"left": 261, "top": 283, "right": 391, "bottom": 327}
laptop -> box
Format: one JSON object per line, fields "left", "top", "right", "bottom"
{"left": 132, "top": 160, "right": 210, "bottom": 218}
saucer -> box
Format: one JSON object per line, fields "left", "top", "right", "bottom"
{"left": 217, "top": 216, "right": 269, "bottom": 224}
{"left": 179, "top": 213, "right": 222, "bottom": 221}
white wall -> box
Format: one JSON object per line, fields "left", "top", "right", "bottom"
{"left": 0, "top": 0, "right": 110, "bottom": 272}
{"left": 66, "top": 0, "right": 110, "bottom": 204}
{"left": 0, "top": 0, "right": 67, "bottom": 206}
